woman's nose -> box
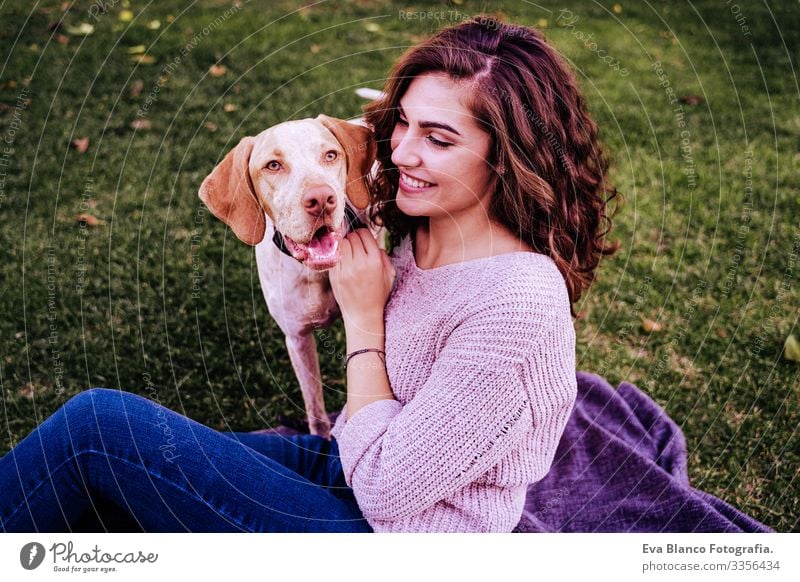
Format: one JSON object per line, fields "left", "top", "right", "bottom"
{"left": 391, "top": 128, "right": 421, "bottom": 168}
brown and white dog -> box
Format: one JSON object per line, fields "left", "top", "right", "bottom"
{"left": 199, "top": 115, "right": 379, "bottom": 439}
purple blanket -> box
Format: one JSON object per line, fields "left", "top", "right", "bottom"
{"left": 265, "top": 371, "right": 772, "bottom": 532}
{"left": 513, "top": 371, "right": 772, "bottom": 532}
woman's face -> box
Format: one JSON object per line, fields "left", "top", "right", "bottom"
{"left": 390, "top": 72, "right": 496, "bottom": 224}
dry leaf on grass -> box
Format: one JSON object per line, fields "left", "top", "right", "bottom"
{"left": 680, "top": 95, "right": 704, "bottom": 106}
{"left": 71, "top": 137, "right": 89, "bottom": 153}
{"left": 76, "top": 213, "right": 102, "bottom": 226}
{"left": 209, "top": 64, "right": 227, "bottom": 77}
{"left": 130, "top": 119, "right": 151, "bottom": 130}
{"left": 129, "top": 79, "right": 144, "bottom": 97}
{"left": 641, "top": 317, "right": 664, "bottom": 333}
{"left": 784, "top": 334, "right": 800, "bottom": 362}
{"left": 131, "top": 54, "right": 157, "bottom": 65}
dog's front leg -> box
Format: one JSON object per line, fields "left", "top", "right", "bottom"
{"left": 285, "top": 332, "right": 331, "bottom": 440}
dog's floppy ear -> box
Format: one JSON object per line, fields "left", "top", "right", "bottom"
{"left": 317, "top": 114, "right": 376, "bottom": 210}
{"left": 199, "top": 136, "right": 267, "bottom": 246}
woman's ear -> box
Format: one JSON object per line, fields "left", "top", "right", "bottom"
{"left": 316, "top": 114, "right": 377, "bottom": 209}
{"left": 198, "top": 136, "right": 267, "bottom": 246}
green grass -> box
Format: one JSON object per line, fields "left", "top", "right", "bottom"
{"left": 1, "top": 0, "right": 797, "bottom": 531}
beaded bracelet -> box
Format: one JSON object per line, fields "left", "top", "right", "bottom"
{"left": 344, "top": 348, "right": 386, "bottom": 370}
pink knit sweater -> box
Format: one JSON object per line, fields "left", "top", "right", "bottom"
{"left": 331, "top": 234, "right": 577, "bottom": 532}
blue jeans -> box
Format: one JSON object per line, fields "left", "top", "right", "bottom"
{"left": 0, "top": 389, "right": 372, "bottom": 532}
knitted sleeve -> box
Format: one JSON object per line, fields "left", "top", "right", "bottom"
{"left": 335, "top": 285, "right": 572, "bottom": 522}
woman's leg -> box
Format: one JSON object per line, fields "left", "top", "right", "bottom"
{"left": 0, "top": 389, "right": 371, "bottom": 532}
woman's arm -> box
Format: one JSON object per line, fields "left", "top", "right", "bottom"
{"left": 328, "top": 228, "right": 396, "bottom": 419}
{"left": 342, "top": 316, "right": 393, "bottom": 420}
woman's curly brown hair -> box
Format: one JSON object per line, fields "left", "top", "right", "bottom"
{"left": 364, "top": 15, "right": 620, "bottom": 314}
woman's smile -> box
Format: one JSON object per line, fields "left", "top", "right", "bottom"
{"left": 398, "top": 171, "right": 436, "bottom": 193}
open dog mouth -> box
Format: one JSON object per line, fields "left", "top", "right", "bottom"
{"left": 283, "top": 225, "right": 342, "bottom": 271}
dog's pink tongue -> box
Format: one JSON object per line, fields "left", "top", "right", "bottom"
{"left": 307, "top": 230, "right": 338, "bottom": 261}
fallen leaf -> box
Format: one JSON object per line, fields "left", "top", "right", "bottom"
{"left": 20, "top": 383, "right": 36, "bottom": 399}
{"left": 204, "top": 121, "right": 218, "bottom": 132}
{"left": 129, "top": 79, "right": 144, "bottom": 97}
{"left": 130, "top": 119, "right": 151, "bottom": 130}
{"left": 29, "top": 43, "right": 40, "bottom": 52}
{"left": 641, "top": 317, "right": 664, "bottom": 333}
{"left": 130, "top": 54, "right": 157, "bottom": 65}
{"left": 209, "top": 64, "right": 227, "bottom": 77}
{"left": 680, "top": 95, "right": 704, "bottom": 106}
{"left": 223, "top": 103, "right": 237, "bottom": 112}
{"left": 536, "top": 18, "right": 548, "bottom": 28}
{"left": 364, "top": 22, "right": 381, "bottom": 33}
{"left": 71, "top": 137, "right": 89, "bottom": 153}
{"left": 309, "top": 44, "right": 321, "bottom": 54}
{"left": 613, "top": 3, "right": 623, "bottom": 14}
{"left": 659, "top": 30, "right": 673, "bottom": 39}
{"left": 55, "top": 33, "right": 70, "bottom": 45}
{"left": 65, "top": 22, "right": 94, "bottom": 36}
{"left": 76, "top": 213, "right": 102, "bottom": 226}
{"left": 127, "top": 44, "right": 146, "bottom": 54}
{"left": 147, "top": 20, "right": 161, "bottom": 30}
{"left": 119, "top": 9, "right": 134, "bottom": 22}
{"left": 784, "top": 334, "right": 800, "bottom": 362}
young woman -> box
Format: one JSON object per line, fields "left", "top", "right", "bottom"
{"left": 0, "top": 16, "right": 616, "bottom": 533}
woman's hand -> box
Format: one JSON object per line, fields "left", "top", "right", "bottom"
{"left": 329, "top": 229, "right": 396, "bottom": 330}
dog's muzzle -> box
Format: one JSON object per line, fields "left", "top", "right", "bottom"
{"left": 272, "top": 204, "right": 366, "bottom": 261}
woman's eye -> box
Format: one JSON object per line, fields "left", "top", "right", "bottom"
{"left": 324, "top": 150, "right": 338, "bottom": 162}
{"left": 266, "top": 160, "right": 282, "bottom": 171}
{"left": 426, "top": 135, "right": 452, "bottom": 149}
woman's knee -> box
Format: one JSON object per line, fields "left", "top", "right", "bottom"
{"left": 64, "top": 388, "right": 128, "bottom": 420}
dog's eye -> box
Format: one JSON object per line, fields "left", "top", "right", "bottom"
{"left": 324, "top": 150, "right": 338, "bottom": 162}
{"left": 265, "top": 160, "right": 282, "bottom": 172}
